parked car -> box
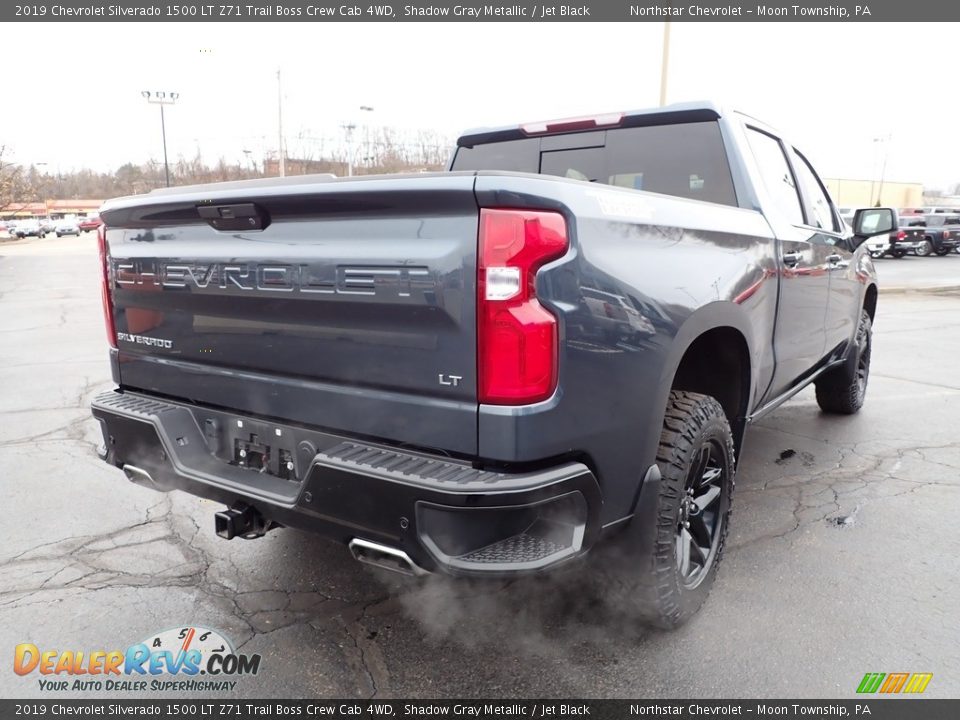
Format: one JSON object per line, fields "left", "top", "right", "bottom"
{"left": 839, "top": 208, "right": 915, "bottom": 258}
{"left": 55, "top": 220, "right": 81, "bottom": 237}
{"left": 890, "top": 216, "right": 928, "bottom": 256}
{"left": 13, "top": 220, "right": 44, "bottom": 238}
{"left": 917, "top": 214, "right": 960, "bottom": 256}
{"left": 91, "top": 102, "right": 889, "bottom": 629}
{"left": 78, "top": 215, "right": 103, "bottom": 232}
{"left": 39, "top": 218, "right": 57, "bottom": 235}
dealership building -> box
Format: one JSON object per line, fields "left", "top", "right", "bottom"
{"left": 1, "top": 199, "right": 103, "bottom": 220}
{"left": 824, "top": 178, "right": 924, "bottom": 209}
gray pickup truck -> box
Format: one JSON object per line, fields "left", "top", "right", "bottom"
{"left": 91, "top": 102, "right": 894, "bottom": 628}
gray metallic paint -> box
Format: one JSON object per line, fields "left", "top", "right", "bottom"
{"left": 98, "top": 105, "right": 878, "bottom": 529}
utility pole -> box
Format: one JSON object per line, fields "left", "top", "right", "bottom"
{"left": 659, "top": 21, "right": 671, "bottom": 106}
{"left": 871, "top": 134, "right": 891, "bottom": 206}
{"left": 876, "top": 134, "right": 891, "bottom": 207}
{"left": 277, "top": 69, "right": 286, "bottom": 177}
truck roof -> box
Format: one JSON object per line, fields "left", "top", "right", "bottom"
{"left": 456, "top": 101, "right": 725, "bottom": 148}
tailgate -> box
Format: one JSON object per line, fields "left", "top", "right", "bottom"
{"left": 100, "top": 174, "right": 480, "bottom": 455}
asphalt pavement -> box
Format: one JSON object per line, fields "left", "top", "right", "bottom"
{"left": 874, "top": 250, "right": 960, "bottom": 291}
{"left": 1, "top": 233, "right": 958, "bottom": 699}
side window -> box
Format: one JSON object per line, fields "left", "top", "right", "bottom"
{"left": 745, "top": 128, "right": 803, "bottom": 225}
{"left": 791, "top": 150, "right": 839, "bottom": 232}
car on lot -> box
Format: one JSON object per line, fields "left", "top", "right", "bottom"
{"left": 78, "top": 215, "right": 103, "bottom": 232}
{"left": 55, "top": 219, "right": 81, "bottom": 237}
{"left": 888, "top": 216, "right": 927, "bottom": 257}
{"left": 917, "top": 214, "right": 960, "bottom": 256}
{"left": 13, "top": 219, "right": 44, "bottom": 238}
{"left": 840, "top": 208, "right": 912, "bottom": 258}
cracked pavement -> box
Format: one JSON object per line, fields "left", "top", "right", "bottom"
{"left": 1, "top": 235, "right": 958, "bottom": 698}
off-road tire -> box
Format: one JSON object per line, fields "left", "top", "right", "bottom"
{"left": 594, "top": 390, "right": 735, "bottom": 630}
{"left": 815, "top": 309, "right": 872, "bottom": 414}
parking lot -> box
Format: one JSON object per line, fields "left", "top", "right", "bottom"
{"left": 873, "top": 249, "right": 960, "bottom": 290}
{"left": 1, "top": 233, "right": 958, "bottom": 699}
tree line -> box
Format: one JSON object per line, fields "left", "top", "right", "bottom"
{"left": 1, "top": 128, "right": 452, "bottom": 212}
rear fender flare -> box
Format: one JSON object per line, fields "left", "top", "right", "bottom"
{"left": 646, "top": 302, "right": 756, "bottom": 465}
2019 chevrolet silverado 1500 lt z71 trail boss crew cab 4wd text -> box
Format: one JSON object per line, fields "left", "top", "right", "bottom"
{"left": 91, "top": 103, "right": 893, "bottom": 628}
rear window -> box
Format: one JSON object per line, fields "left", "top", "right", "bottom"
{"left": 452, "top": 121, "right": 737, "bottom": 207}
{"left": 923, "top": 215, "right": 959, "bottom": 227}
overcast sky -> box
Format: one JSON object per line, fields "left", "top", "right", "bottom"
{"left": 5, "top": 22, "right": 956, "bottom": 189}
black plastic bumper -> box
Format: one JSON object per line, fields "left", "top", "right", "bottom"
{"left": 91, "top": 390, "right": 602, "bottom": 576}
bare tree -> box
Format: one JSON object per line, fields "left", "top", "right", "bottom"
{"left": 0, "top": 145, "right": 39, "bottom": 214}
{"left": 2, "top": 123, "right": 455, "bottom": 207}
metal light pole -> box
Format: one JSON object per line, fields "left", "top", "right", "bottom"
{"left": 142, "top": 91, "right": 179, "bottom": 187}
{"left": 342, "top": 123, "right": 357, "bottom": 177}
{"left": 359, "top": 105, "right": 374, "bottom": 172}
{"left": 243, "top": 149, "right": 257, "bottom": 175}
{"left": 277, "top": 69, "right": 286, "bottom": 177}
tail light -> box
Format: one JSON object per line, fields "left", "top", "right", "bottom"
{"left": 897, "top": 230, "right": 906, "bottom": 240}
{"left": 97, "top": 224, "right": 117, "bottom": 349}
{"left": 478, "top": 209, "right": 568, "bottom": 404}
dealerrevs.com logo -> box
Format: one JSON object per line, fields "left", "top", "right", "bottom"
{"left": 14, "top": 626, "right": 261, "bottom": 692}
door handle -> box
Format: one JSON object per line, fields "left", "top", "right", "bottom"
{"left": 826, "top": 254, "right": 842, "bottom": 265}
{"left": 782, "top": 251, "right": 802, "bottom": 267}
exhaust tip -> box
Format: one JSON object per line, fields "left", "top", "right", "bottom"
{"left": 349, "top": 538, "right": 429, "bottom": 577}
{"left": 122, "top": 464, "right": 159, "bottom": 489}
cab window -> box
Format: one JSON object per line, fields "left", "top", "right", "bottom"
{"left": 791, "top": 149, "right": 839, "bottom": 232}
{"left": 744, "top": 128, "right": 804, "bottom": 225}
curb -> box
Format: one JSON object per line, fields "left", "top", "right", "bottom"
{"left": 879, "top": 285, "right": 960, "bottom": 295}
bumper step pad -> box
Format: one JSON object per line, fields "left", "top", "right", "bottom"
{"left": 457, "top": 533, "right": 567, "bottom": 564}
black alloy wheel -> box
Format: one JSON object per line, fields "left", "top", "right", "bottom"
{"left": 676, "top": 440, "right": 727, "bottom": 588}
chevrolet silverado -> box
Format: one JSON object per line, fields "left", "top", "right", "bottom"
{"left": 91, "top": 103, "right": 893, "bottom": 627}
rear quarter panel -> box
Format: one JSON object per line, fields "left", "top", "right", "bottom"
{"left": 474, "top": 174, "right": 778, "bottom": 524}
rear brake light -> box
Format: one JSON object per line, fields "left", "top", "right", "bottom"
{"left": 897, "top": 230, "right": 906, "bottom": 240}
{"left": 97, "top": 224, "right": 117, "bottom": 349}
{"left": 478, "top": 209, "right": 568, "bottom": 404}
{"left": 521, "top": 112, "right": 624, "bottom": 136}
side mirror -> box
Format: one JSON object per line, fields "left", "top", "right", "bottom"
{"left": 853, "top": 207, "right": 897, "bottom": 238}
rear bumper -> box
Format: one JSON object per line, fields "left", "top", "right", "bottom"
{"left": 894, "top": 240, "right": 922, "bottom": 251}
{"left": 91, "top": 390, "right": 602, "bottom": 576}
